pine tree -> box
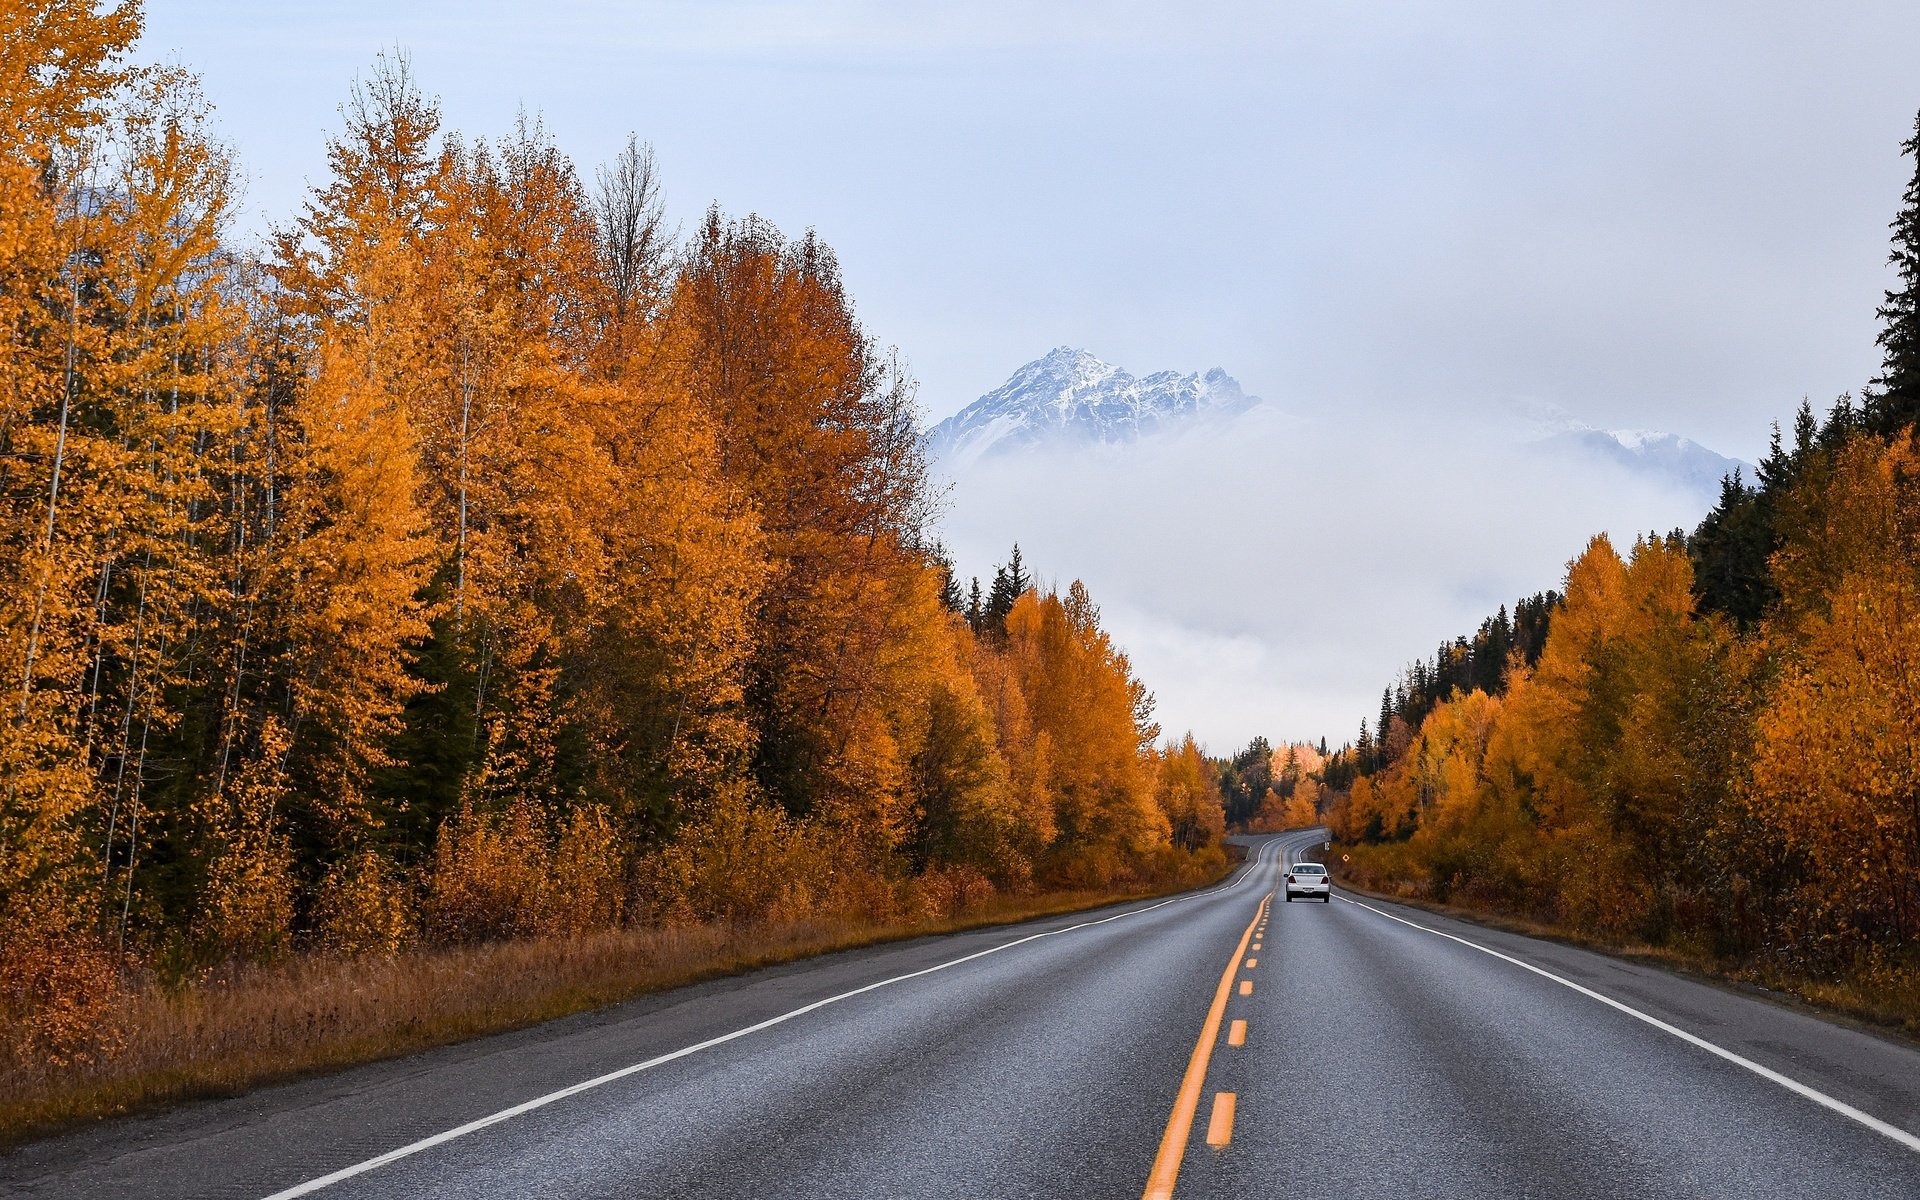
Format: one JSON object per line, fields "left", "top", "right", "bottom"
{"left": 1791, "top": 399, "right": 1818, "bottom": 468}
{"left": 1755, "top": 421, "right": 1792, "bottom": 492}
{"left": 1689, "top": 469, "right": 1776, "bottom": 629}
{"left": 928, "top": 541, "right": 964, "bottom": 614}
{"left": 982, "top": 545, "right": 1031, "bottom": 637}
{"left": 1004, "top": 543, "right": 1030, "bottom": 595}
{"left": 1376, "top": 689, "right": 1395, "bottom": 761}
{"left": 1866, "top": 111, "right": 1920, "bottom": 437}
{"left": 1819, "top": 392, "right": 1863, "bottom": 449}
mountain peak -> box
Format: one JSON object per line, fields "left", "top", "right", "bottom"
{"left": 928, "top": 348, "right": 1260, "bottom": 466}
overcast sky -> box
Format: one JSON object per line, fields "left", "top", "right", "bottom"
{"left": 143, "top": 1, "right": 1920, "bottom": 746}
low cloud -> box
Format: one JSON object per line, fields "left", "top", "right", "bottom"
{"left": 934, "top": 401, "right": 1721, "bottom": 751}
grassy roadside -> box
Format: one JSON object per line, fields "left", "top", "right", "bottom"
{"left": 1325, "top": 860, "right": 1920, "bottom": 1046}
{"left": 0, "top": 851, "right": 1242, "bottom": 1147}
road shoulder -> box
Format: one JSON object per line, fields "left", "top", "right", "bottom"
{"left": 1328, "top": 883, "right": 1920, "bottom": 1143}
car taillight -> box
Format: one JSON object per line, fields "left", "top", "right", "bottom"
{"left": 1285, "top": 874, "right": 1295, "bottom": 883}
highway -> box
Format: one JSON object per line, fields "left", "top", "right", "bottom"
{"left": 6, "top": 829, "right": 1919, "bottom": 1198}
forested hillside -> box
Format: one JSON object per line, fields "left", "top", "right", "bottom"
{"left": 0, "top": 3, "right": 1224, "bottom": 1091}
{"left": 1322, "top": 108, "right": 1920, "bottom": 1015}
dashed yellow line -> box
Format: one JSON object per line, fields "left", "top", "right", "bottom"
{"left": 1244, "top": 958, "right": 1257, "bottom": 969}
{"left": 1205, "top": 1093, "right": 1236, "bottom": 1147}
{"left": 1238, "top": 980, "right": 1252, "bottom": 996}
{"left": 1139, "top": 893, "right": 1269, "bottom": 1200}
{"left": 1227, "top": 1019, "right": 1247, "bottom": 1047}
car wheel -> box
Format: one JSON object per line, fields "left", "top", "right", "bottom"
{"left": 1285, "top": 894, "right": 1293, "bottom": 902}
{"left": 1322, "top": 894, "right": 1331, "bottom": 903}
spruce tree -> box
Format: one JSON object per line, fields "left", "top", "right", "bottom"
{"left": 1819, "top": 392, "right": 1863, "bottom": 450}
{"left": 983, "top": 566, "right": 1014, "bottom": 636}
{"left": 1755, "top": 421, "right": 1792, "bottom": 492}
{"left": 1790, "top": 399, "right": 1818, "bottom": 468}
{"left": 929, "top": 540, "right": 964, "bottom": 614}
{"left": 1004, "top": 543, "right": 1031, "bottom": 595}
{"left": 1867, "top": 110, "right": 1920, "bottom": 436}
{"left": 981, "top": 544, "right": 1031, "bottom": 637}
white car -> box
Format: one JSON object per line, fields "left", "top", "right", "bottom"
{"left": 1285, "top": 862, "right": 1331, "bottom": 902}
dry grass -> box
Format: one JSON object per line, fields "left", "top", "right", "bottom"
{"left": 1326, "top": 861, "right": 1920, "bottom": 1045}
{"left": 0, "top": 864, "right": 1235, "bottom": 1146}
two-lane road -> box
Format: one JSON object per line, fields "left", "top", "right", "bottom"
{"left": 7, "top": 831, "right": 1918, "bottom": 1198}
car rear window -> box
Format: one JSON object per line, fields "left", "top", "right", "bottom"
{"left": 1293, "top": 864, "right": 1325, "bottom": 874}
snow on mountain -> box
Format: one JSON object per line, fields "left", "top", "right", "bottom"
{"left": 926, "top": 347, "right": 1260, "bottom": 467}
{"left": 930, "top": 349, "right": 1749, "bottom": 504}
{"left": 1530, "top": 419, "right": 1752, "bottom": 498}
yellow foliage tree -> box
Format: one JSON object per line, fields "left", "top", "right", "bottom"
{"left": 1751, "top": 434, "right": 1920, "bottom": 952}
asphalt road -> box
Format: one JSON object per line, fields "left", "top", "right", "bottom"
{"left": 7, "top": 830, "right": 1919, "bottom": 1199}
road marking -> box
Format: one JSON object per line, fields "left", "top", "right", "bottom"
{"left": 1238, "top": 980, "right": 1252, "bottom": 996}
{"left": 1340, "top": 896, "right": 1920, "bottom": 1157}
{"left": 1244, "top": 958, "right": 1257, "bottom": 969}
{"left": 1140, "top": 893, "right": 1270, "bottom": 1200}
{"left": 1251, "top": 943, "right": 1261, "bottom": 951}
{"left": 258, "top": 845, "right": 1283, "bottom": 1199}
{"left": 1227, "top": 1019, "right": 1247, "bottom": 1047}
{"left": 1205, "top": 1093, "right": 1236, "bottom": 1147}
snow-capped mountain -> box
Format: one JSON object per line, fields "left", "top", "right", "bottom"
{"left": 1540, "top": 427, "right": 1750, "bottom": 495}
{"left": 927, "top": 347, "right": 1260, "bottom": 467}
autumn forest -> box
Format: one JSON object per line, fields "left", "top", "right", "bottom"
{"left": 1321, "top": 107, "right": 1920, "bottom": 1018}
{"left": 0, "top": 4, "right": 1228, "bottom": 1112}
{"left": 6, "top": 0, "right": 1920, "bottom": 1136}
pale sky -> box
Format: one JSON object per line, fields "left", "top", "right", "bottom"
{"left": 143, "top": 1, "right": 1920, "bottom": 747}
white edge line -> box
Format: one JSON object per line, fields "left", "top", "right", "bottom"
{"left": 1338, "top": 895, "right": 1920, "bottom": 1156}
{"left": 260, "top": 843, "right": 1281, "bottom": 1199}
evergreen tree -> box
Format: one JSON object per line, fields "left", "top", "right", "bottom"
{"left": 1004, "top": 543, "right": 1030, "bottom": 594}
{"left": 1791, "top": 399, "right": 1818, "bottom": 469}
{"left": 1755, "top": 421, "right": 1792, "bottom": 492}
{"left": 981, "top": 544, "right": 1031, "bottom": 637}
{"left": 1218, "top": 736, "right": 1273, "bottom": 826}
{"left": 1867, "top": 110, "right": 1920, "bottom": 436}
{"left": 1473, "top": 605, "right": 1511, "bottom": 693}
{"left": 1690, "top": 469, "right": 1776, "bottom": 628}
{"left": 1512, "top": 591, "right": 1559, "bottom": 666}
{"left": 1820, "top": 393, "right": 1863, "bottom": 450}
{"left": 965, "top": 576, "right": 983, "bottom": 632}
{"left": 928, "top": 540, "right": 964, "bottom": 615}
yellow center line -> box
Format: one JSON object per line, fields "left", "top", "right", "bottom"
{"left": 1205, "top": 1093, "right": 1237, "bottom": 1147}
{"left": 1238, "top": 980, "right": 1252, "bottom": 996}
{"left": 1244, "top": 958, "right": 1257, "bottom": 969}
{"left": 1227, "top": 1019, "right": 1247, "bottom": 1047}
{"left": 1139, "top": 892, "right": 1270, "bottom": 1200}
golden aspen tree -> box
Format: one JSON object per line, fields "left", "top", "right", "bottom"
{"left": 88, "top": 68, "right": 247, "bottom": 951}
{"left": 1003, "top": 583, "right": 1169, "bottom": 885}
{"left": 1153, "top": 734, "right": 1225, "bottom": 850}
{"left": 663, "top": 212, "right": 929, "bottom": 847}
{"left": 967, "top": 632, "right": 1057, "bottom": 880}
{"left": 1751, "top": 435, "right": 1920, "bottom": 957}
{"left": 277, "top": 335, "right": 435, "bottom": 835}
{"left": 0, "top": 0, "right": 147, "bottom": 937}
{"left": 265, "top": 52, "right": 442, "bottom": 872}
{"left": 200, "top": 717, "right": 296, "bottom": 961}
